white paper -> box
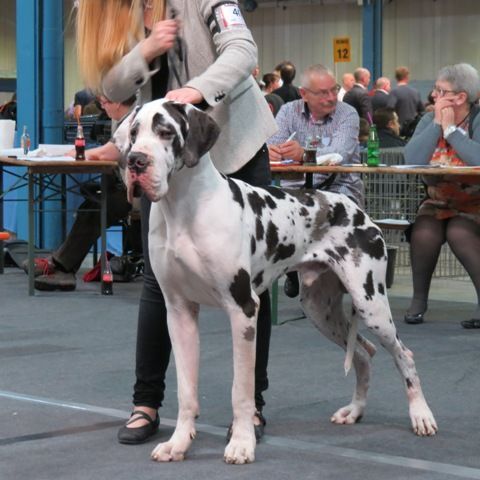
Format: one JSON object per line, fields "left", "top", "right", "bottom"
{"left": 316, "top": 153, "right": 342, "bottom": 165}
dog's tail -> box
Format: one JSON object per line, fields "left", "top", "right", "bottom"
{"left": 344, "top": 315, "right": 358, "bottom": 376}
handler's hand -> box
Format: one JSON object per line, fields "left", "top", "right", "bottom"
{"left": 166, "top": 87, "right": 204, "bottom": 105}
{"left": 141, "top": 19, "right": 178, "bottom": 63}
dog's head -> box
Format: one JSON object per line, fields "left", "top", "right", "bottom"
{"left": 113, "top": 99, "right": 220, "bottom": 203}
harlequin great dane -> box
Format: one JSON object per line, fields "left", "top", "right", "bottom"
{"left": 114, "top": 99, "right": 437, "bottom": 465}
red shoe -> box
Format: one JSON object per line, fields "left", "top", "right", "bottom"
{"left": 21, "top": 257, "right": 56, "bottom": 277}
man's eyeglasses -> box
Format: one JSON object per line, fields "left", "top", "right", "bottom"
{"left": 302, "top": 85, "right": 340, "bottom": 98}
{"left": 432, "top": 85, "right": 459, "bottom": 97}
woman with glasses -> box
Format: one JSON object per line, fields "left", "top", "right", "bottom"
{"left": 403, "top": 63, "right": 480, "bottom": 328}
{"left": 76, "top": 0, "right": 277, "bottom": 449}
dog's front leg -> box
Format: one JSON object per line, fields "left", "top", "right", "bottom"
{"left": 224, "top": 309, "right": 257, "bottom": 465}
{"left": 151, "top": 300, "right": 200, "bottom": 462}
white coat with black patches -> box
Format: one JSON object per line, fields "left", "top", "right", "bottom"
{"left": 114, "top": 99, "right": 437, "bottom": 465}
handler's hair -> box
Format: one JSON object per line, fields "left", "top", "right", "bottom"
{"left": 76, "top": 0, "right": 166, "bottom": 91}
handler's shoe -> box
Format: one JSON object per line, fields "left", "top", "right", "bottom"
{"left": 34, "top": 270, "right": 76, "bottom": 291}
{"left": 21, "top": 257, "right": 56, "bottom": 277}
{"left": 118, "top": 410, "right": 159, "bottom": 445}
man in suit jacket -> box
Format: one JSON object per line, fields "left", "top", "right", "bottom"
{"left": 343, "top": 67, "right": 373, "bottom": 120}
{"left": 371, "top": 76, "right": 391, "bottom": 112}
{"left": 387, "top": 66, "right": 425, "bottom": 135}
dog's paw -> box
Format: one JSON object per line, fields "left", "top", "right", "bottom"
{"left": 224, "top": 439, "right": 255, "bottom": 464}
{"left": 409, "top": 400, "right": 438, "bottom": 436}
{"left": 331, "top": 401, "right": 365, "bottom": 425}
{"left": 150, "top": 440, "right": 188, "bottom": 462}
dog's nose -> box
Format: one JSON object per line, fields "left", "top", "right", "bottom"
{"left": 127, "top": 152, "right": 150, "bottom": 173}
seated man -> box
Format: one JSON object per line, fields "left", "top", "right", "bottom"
{"left": 24, "top": 95, "right": 137, "bottom": 291}
{"left": 372, "top": 107, "right": 407, "bottom": 148}
{"left": 268, "top": 63, "right": 364, "bottom": 205}
{"left": 267, "top": 64, "right": 364, "bottom": 296}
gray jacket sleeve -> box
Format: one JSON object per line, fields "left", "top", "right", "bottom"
{"left": 186, "top": 1, "right": 257, "bottom": 107}
{"left": 405, "top": 111, "right": 480, "bottom": 166}
{"left": 102, "top": 44, "right": 155, "bottom": 103}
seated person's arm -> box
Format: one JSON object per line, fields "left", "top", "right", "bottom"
{"left": 404, "top": 112, "right": 441, "bottom": 165}
{"left": 445, "top": 113, "right": 480, "bottom": 166}
{"left": 267, "top": 105, "right": 303, "bottom": 162}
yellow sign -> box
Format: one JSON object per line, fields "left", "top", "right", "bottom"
{"left": 333, "top": 37, "right": 351, "bottom": 63}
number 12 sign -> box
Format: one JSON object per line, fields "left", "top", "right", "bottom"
{"left": 333, "top": 37, "right": 351, "bottom": 63}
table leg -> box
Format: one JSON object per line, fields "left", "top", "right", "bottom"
{"left": 100, "top": 173, "right": 107, "bottom": 292}
{"left": 28, "top": 172, "right": 35, "bottom": 296}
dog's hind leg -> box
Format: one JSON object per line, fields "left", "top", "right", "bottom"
{"left": 348, "top": 282, "right": 438, "bottom": 436}
{"left": 301, "top": 270, "right": 376, "bottom": 425}
{"left": 151, "top": 300, "right": 200, "bottom": 462}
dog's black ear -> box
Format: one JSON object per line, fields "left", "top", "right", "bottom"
{"left": 183, "top": 107, "right": 221, "bottom": 167}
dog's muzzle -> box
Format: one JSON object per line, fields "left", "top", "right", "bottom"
{"left": 127, "top": 152, "right": 150, "bottom": 174}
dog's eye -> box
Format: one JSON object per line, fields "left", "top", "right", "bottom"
{"left": 158, "top": 128, "right": 175, "bottom": 140}
{"left": 130, "top": 127, "right": 138, "bottom": 144}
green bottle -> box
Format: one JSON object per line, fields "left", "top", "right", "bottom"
{"left": 367, "top": 123, "right": 380, "bottom": 167}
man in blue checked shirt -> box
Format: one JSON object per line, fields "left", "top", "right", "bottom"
{"left": 267, "top": 63, "right": 364, "bottom": 208}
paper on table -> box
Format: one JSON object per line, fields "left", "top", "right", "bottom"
{"left": 26, "top": 144, "right": 75, "bottom": 161}
{"left": 1, "top": 145, "right": 75, "bottom": 161}
{"left": 316, "top": 153, "right": 342, "bottom": 165}
{"left": 0, "top": 147, "right": 23, "bottom": 157}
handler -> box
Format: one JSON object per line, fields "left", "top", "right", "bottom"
{"left": 75, "top": 0, "right": 277, "bottom": 444}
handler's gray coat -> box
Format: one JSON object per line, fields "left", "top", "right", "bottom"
{"left": 102, "top": 0, "right": 277, "bottom": 174}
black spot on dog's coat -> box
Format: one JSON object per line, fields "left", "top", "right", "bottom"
{"left": 247, "top": 191, "right": 267, "bottom": 217}
{"left": 229, "top": 269, "right": 256, "bottom": 318}
{"left": 325, "top": 248, "right": 341, "bottom": 263}
{"left": 265, "top": 221, "right": 279, "bottom": 259}
{"left": 335, "top": 246, "right": 348, "bottom": 260}
{"left": 406, "top": 378, "right": 413, "bottom": 389}
{"left": 353, "top": 209, "right": 366, "bottom": 227}
{"left": 227, "top": 178, "right": 244, "bottom": 208}
{"left": 285, "top": 189, "right": 315, "bottom": 207}
{"left": 328, "top": 203, "right": 350, "bottom": 227}
{"left": 346, "top": 227, "right": 385, "bottom": 260}
{"left": 273, "top": 243, "right": 295, "bottom": 263}
{"left": 378, "top": 283, "right": 385, "bottom": 295}
{"left": 243, "top": 326, "right": 256, "bottom": 342}
{"left": 265, "top": 196, "right": 277, "bottom": 209}
{"left": 363, "top": 270, "right": 375, "bottom": 300}
{"left": 256, "top": 218, "right": 264, "bottom": 241}
{"left": 259, "top": 186, "right": 286, "bottom": 200}
{"left": 251, "top": 236, "right": 256, "bottom": 255}
{"left": 252, "top": 271, "right": 263, "bottom": 287}
{"left": 299, "top": 207, "right": 309, "bottom": 217}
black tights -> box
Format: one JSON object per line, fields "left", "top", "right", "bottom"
{"left": 408, "top": 215, "right": 480, "bottom": 318}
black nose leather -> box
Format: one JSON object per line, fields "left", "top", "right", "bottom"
{"left": 127, "top": 152, "right": 149, "bottom": 173}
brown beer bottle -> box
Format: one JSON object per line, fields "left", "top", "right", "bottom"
{"left": 75, "top": 124, "right": 86, "bottom": 160}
